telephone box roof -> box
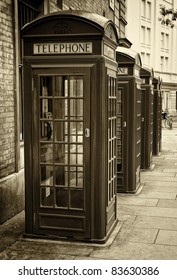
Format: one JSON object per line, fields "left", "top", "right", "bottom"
{"left": 140, "top": 65, "right": 154, "bottom": 77}
{"left": 22, "top": 10, "right": 119, "bottom": 44}
{"left": 116, "top": 46, "right": 142, "bottom": 66}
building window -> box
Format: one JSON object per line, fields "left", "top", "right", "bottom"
{"left": 161, "top": 32, "right": 164, "bottom": 49}
{"left": 165, "top": 34, "right": 169, "bottom": 50}
{"left": 146, "top": 27, "right": 151, "bottom": 45}
{"left": 114, "top": 1, "right": 119, "bottom": 30}
{"left": 141, "top": 26, "right": 145, "bottom": 44}
{"left": 141, "top": 0, "right": 146, "bottom": 17}
{"left": 147, "top": 1, "right": 151, "bottom": 19}
{"left": 141, "top": 0, "right": 151, "bottom": 20}
{"left": 109, "top": 0, "right": 115, "bottom": 10}
{"left": 118, "top": 0, "right": 127, "bottom": 38}
{"left": 146, "top": 53, "right": 150, "bottom": 65}
{"left": 141, "top": 52, "right": 145, "bottom": 64}
{"left": 18, "top": 0, "right": 42, "bottom": 27}
{"left": 165, "top": 57, "right": 169, "bottom": 72}
{"left": 160, "top": 56, "right": 164, "bottom": 71}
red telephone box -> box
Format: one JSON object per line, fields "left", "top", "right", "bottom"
{"left": 116, "top": 47, "right": 142, "bottom": 193}
{"left": 140, "top": 66, "right": 154, "bottom": 170}
{"left": 22, "top": 11, "right": 119, "bottom": 243}
{"left": 152, "top": 76, "right": 162, "bottom": 156}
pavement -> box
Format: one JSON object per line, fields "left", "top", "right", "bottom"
{"left": 0, "top": 118, "right": 177, "bottom": 260}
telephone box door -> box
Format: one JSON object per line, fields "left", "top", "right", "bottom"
{"left": 31, "top": 67, "right": 91, "bottom": 239}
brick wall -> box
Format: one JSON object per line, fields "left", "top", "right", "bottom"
{"left": 49, "top": 0, "right": 60, "bottom": 13}
{"left": 0, "top": 0, "right": 15, "bottom": 179}
{"left": 49, "top": 0, "right": 114, "bottom": 22}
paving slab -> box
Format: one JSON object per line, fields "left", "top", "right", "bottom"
{"left": 157, "top": 199, "right": 177, "bottom": 208}
{"left": 144, "top": 181, "right": 177, "bottom": 187}
{"left": 141, "top": 176, "right": 177, "bottom": 182}
{"left": 156, "top": 230, "right": 177, "bottom": 246}
{"left": 142, "top": 185, "right": 177, "bottom": 193}
{"left": 141, "top": 172, "right": 176, "bottom": 177}
{"left": 161, "top": 155, "right": 177, "bottom": 159}
{"left": 138, "top": 191, "right": 177, "bottom": 199}
{"left": 117, "top": 196, "right": 158, "bottom": 206}
{"left": 0, "top": 249, "right": 75, "bottom": 260}
{"left": 90, "top": 241, "right": 177, "bottom": 260}
{"left": 163, "top": 168, "right": 177, "bottom": 172}
{"left": 132, "top": 216, "right": 177, "bottom": 231}
{"left": 0, "top": 211, "right": 24, "bottom": 253}
{"left": 120, "top": 215, "right": 137, "bottom": 226}
{"left": 117, "top": 205, "right": 177, "bottom": 218}
{"left": 8, "top": 240, "right": 94, "bottom": 257}
{"left": 114, "top": 226, "right": 158, "bottom": 244}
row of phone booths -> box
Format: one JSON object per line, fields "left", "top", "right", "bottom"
{"left": 117, "top": 47, "right": 162, "bottom": 193}
{"left": 22, "top": 11, "right": 162, "bottom": 243}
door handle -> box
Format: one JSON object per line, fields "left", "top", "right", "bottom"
{"left": 85, "top": 128, "right": 90, "bottom": 138}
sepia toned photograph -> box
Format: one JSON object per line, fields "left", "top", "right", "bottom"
{"left": 0, "top": 0, "right": 177, "bottom": 263}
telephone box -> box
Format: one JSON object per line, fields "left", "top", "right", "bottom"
{"left": 22, "top": 11, "right": 119, "bottom": 243}
{"left": 116, "top": 47, "right": 142, "bottom": 193}
{"left": 140, "top": 66, "right": 154, "bottom": 170}
{"left": 152, "top": 76, "right": 162, "bottom": 156}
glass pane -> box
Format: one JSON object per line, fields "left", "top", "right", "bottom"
{"left": 70, "top": 99, "right": 83, "bottom": 118}
{"left": 54, "top": 99, "right": 68, "bottom": 119}
{"left": 69, "top": 170, "right": 83, "bottom": 188}
{"left": 69, "top": 144, "right": 83, "bottom": 165}
{"left": 41, "top": 187, "right": 54, "bottom": 207}
{"left": 54, "top": 76, "right": 68, "bottom": 97}
{"left": 40, "top": 76, "right": 52, "bottom": 97}
{"left": 40, "top": 121, "right": 53, "bottom": 141}
{"left": 55, "top": 188, "right": 68, "bottom": 208}
{"left": 54, "top": 144, "right": 68, "bottom": 164}
{"left": 70, "top": 144, "right": 83, "bottom": 153}
{"left": 40, "top": 143, "right": 53, "bottom": 163}
{"left": 70, "top": 190, "right": 84, "bottom": 209}
{"left": 55, "top": 166, "right": 68, "bottom": 186}
{"left": 40, "top": 165, "right": 53, "bottom": 186}
{"left": 70, "top": 122, "right": 83, "bottom": 143}
{"left": 40, "top": 98, "right": 53, "bottom": 119}
{"left": 54, "top": 122, "right": 68, "bottom": 142}
{"left": 70, "top": 76, "right": 83, "bottom": 97}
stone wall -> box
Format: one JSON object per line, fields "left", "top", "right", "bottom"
{"left": 49, "top": 0, "right": 114, "bottom": 22}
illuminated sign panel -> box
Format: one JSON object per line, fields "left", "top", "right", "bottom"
{"left": 118, "top": 67, "right": 128, "bottom": 75}
{"left": 33, "top": 42, "right": 93, "bottom": 54}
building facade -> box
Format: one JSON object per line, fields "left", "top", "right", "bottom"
{"left": 126, "top": 0, "right": 177, "bottom": 114}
